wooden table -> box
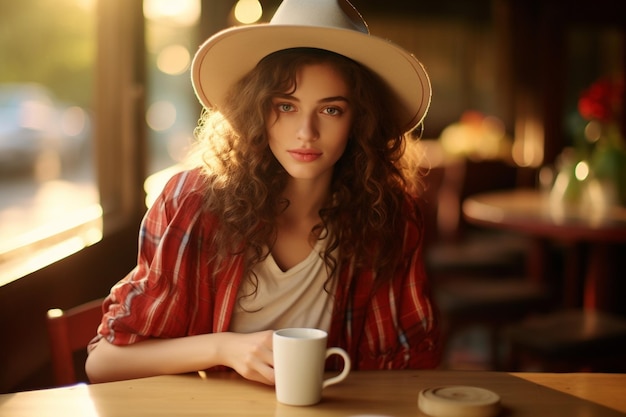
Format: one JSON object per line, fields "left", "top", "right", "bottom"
{"left": 1, "top": 370, "right": 625, "bottom": 416}
{"left": 462, "top": 189, "right": 626, "bottom": 311}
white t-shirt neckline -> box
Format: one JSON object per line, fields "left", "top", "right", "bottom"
{"left": 229, "top": 239, "right": 335, "bottom": 333}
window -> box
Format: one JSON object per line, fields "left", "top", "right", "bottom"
{"left": 0, "top": 0, "right": 232, "bottom": 285}
{"left": 142, "top": 0, "right": 201, "bottom": 207}
{"left": 0, "top": 0, "right": 100, "bottom": 284}
{"left": 144, "top": 0, "right": 200, "bottom": 176}
{"left": 143, "top": 0, "right": 264, "bottom": 204}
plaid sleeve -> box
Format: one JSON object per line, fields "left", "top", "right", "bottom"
{"left": 90, "top": 170, "right": 218, "bottom": 349}
{"left": 357, "top": 234, "right": 441, "bottom": 369}
{"left": 343, "top": 200, "right": 442, "bottom": 370}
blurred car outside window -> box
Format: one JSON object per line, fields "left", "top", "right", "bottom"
{"left": 0, "top": 0, "right": 269, "bottom": 284}
{"left": 0, "top": 0, "right": 100, "bottom": 284}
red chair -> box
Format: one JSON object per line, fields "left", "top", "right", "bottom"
{"left": 46, "top": 298, "right": 104, "bottom": 386}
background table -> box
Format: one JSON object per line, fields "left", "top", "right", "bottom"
{"left": 1, "top": 370, "right": 625, "bottom": 416}
{"left": 463, "top": 189, "right": 626, "bottom": 312}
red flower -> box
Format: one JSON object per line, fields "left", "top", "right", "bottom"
{"left": 577, "top": 77, "right": 623, "bottom": 124}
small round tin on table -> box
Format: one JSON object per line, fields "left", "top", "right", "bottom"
{"left": 418, "top": 386, "right": 501, "bottom": 417}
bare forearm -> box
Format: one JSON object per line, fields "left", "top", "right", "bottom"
{"left": 85, "top": 333, "right": 224, "bottom": 383}
{"left": 85, "top": 330, "right": 275, "bottom": 385}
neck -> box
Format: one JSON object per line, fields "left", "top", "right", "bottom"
{"left": 279, "top": 176, "right": 331, "bottom": 223}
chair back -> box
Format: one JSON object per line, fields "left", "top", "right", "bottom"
{"left": 46, "top": 298, "right": 104, "bottom": 386}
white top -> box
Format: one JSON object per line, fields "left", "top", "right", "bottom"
{"left": 229, "top": 239, "right": 335, "bottom": 333}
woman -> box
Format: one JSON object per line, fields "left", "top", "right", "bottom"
{"left": 86, "top": 0, "right": 441, "bottom": 385}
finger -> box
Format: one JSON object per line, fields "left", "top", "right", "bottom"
{"left": 254, "top": 363, "right": 275, "bottom": 385}
{"left": 239, "top": 361, "right": 275, "bottom": 385}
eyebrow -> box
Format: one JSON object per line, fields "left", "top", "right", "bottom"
{"left": 273, "top": 93, "right": 350, "bottom": 104}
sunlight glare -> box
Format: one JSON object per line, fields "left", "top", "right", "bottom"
{"left": 75, "top": 0, "right": 96, "bottom": 11}
{"left": 144, "top": 0, "right": 201, "bottom": 26}
{"left": 2, "top": 383, "right": 100, "bottom": 417}
{"left": 0, "top": 203, "right": 102, "bottom": 287}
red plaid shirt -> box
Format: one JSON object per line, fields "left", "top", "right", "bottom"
{"left": 91, "top": 169, "right": 441, "bottom": 370}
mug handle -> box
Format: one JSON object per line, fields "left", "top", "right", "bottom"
{"left": 322, "top": 347, "right": 351, "bottom": 389}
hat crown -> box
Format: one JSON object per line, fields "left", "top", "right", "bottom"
{"left": 270, "top": 0, "right": 368, "bottom": 34}
{"left": 192, "top": 0, "right": 430, "bottom": 132}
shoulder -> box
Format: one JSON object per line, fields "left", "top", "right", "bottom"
{"left": 161, "top": 168, "right": 207, "bottom": 199}
{"left": 157, "top": 168, "right": 209, "bottom": 210}
{"left": 145, "top": 168, "right": 216, "bottom": 230}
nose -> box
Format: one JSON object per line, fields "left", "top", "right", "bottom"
{"left": 296, "top": 112, "right": 319, "bottom": 142}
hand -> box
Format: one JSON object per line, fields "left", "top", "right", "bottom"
{"left": 218, "top": 330, "right": 275, "bottom": 385}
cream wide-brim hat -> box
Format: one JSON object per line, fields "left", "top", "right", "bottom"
{"left": 191, "top": 0, "right": 431, "bottom": 133}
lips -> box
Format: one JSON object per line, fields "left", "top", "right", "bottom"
{"left": 288, "top": 149, "right": 322, "bottom": 162}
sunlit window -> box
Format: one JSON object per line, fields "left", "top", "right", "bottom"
{"left": 0, "top": 0, "right": 100, "bottom": 284}
{"left": 143, "top": 0, "right": 270, "bottom": 203}
{"left": 144, "top": 0, "right": 201, "bottom": 175}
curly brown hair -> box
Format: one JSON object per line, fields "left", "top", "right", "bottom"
{"left": 188, "top": 48, "right": 425, "bottom": 288}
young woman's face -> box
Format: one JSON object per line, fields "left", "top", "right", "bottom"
{"left": 266, "top": 63, "right": 353, "bottom": 183}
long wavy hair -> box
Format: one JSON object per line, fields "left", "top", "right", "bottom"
{"left": 188, "top": 47, "right": 425, "bottom": 288}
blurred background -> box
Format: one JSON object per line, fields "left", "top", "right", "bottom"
{"left": 0, "top": 0, "right": 624, "bottom": 392}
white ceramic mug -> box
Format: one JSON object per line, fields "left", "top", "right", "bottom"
{"left": 273, "top": 328, "right": 351, "bottom": 406}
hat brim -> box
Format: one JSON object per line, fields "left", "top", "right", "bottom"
{"left": 191, "top": 25, "right": 431, "bottom": 132}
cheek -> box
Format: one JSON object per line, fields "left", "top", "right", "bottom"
{"left": 265, "top": 121, "right": 280, "bottom": 148}
{"left": 328, "top": 132, "right": 350, "bottom": 160}
{"left": 264, "top": 111, "right": 279, "bottom": 136}
{"left": 267, "top": 135, "right": 279, "bottom": 158}
{"left": 335, "top": 121, "right": 352, "bottom": 150}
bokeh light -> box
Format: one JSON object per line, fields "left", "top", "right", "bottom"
{"left": 574, "top": 161, "right": 590, "bottom": 181}
{"left": 146, "top": 100, "right": 177, "bottom": 132}
{"left": 234, "top": 0, "right": 263, "bottom": 24}
{"left": 157, "top": 45, "right": 191, "bottom": 75}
